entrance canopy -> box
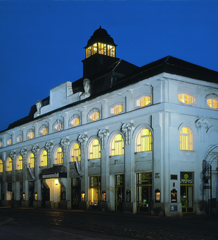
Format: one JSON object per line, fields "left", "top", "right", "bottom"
{"left": 40, "top": 165, "right": 67, "bottom": 179}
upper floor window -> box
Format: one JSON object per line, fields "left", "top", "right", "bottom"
{"left": 71, "top": 118, "right": 80, "bottom": 127}
{"left": 180, "top": 127, "right": 193, "bottom": 151}
{"left": 40, "top": 150, "right": 48, "bottom": 167}
{"left": 207, "top": 98, "right": 218, "bottom": 109}
{"left": 89, "top": 111, "right": 100, "bottom": 121}
{"left": 55, "top": 147, "right": 63, "bottom": 164}
{"left": 107, "top": 45, "right": 115, "bottom": 57}
{"left": 28, "top": 131, "right": 34, "bottom": 139}
{"left": 86, "top": 42, "right": 116, "bottom": 58}
{"left": 71, "top": 143, "right": 81, "bottom": 162}
{"left": 16, "top": 155, "right": 22, "bottom": 170}
{"left": 178, "top": 93, "right": 195, "bottom": 104}
{"left": 98, "top": 42, "right": 106, "bottom": 55}
{"left": 7, "top": 157, "right": 12, "bottom": 171}
{"left": 0, "top": 141, "right": 2, "bottom": 148}
{"left": 28, "top": 153, "right": 35, "bottom": 168}
{"left": 17, "top": 135, "right": 22, "bottom": 143}
{"left": 110, "top": 134, "right": 124, "bottom": 156}
{"left": 7, "top": 139, "right": 12, "bottom": 146}
{"left": 0, "top": 159, "right": 3, "bottom": 173}
{"left": 111, "top": 105, "right": 123, "bottom": 115}
{"left": 136, "top": 96, "right": 151, "bottom": 107}
{"left": 89, "top": 139, "right": 101, "bottom": 159}
{"left": 136, "top": 128, "right": 152, "bottom": 152}
{"left": 55, "top": 123, "right": 63, "bottom": 131}
{"left": 40, "top": 127, "right": 48, "bottom": 136}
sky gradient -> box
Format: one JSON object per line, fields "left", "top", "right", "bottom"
{"left": 0, "top": 0, "right": 218, "bottom": 132}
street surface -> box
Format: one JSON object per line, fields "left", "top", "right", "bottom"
{"left": 0, "top": 208, "right": 218, "bottom": 239}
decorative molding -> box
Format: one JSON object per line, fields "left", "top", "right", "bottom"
{"left": 52, "top": 119, "right": 63, "bottom": 132}
{"left": 20, "top": 148, "right": 27, "bottom": 157}
{"left": 9, "top": 150, "right": 16, "bottom": 160}
{"left": 121, "top": 122, "right": 134, "bottom": 145}
{"left": 77, "top": 134, "right": 87, "bottom": 143}
{"left": 60, "top": 138, "right": 70, "bottom": 147}
{"left": 97, "top": 129, "right": 109, "bottom": 149}
{"left": 39, "top": 124, "right": 48, "bottom": 136}
{"left": 45, "top": 142, "right": 53, "bottom": 150}
{"left": 32, "top": 145, "right": 40, "bottom": 154}
{"left": 195, "top": 118, "right": 210, "bottom": 143}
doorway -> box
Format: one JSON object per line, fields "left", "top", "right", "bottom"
{"left": 71, "top": 178, "right": 81, "bottom": 209}
{"left": 41, "top": 181, "right": 50, "bottom": 208}
{"left": 115, "top": 175, "right": 124, "bottom": 211}
{"left": 89, "top": 176, "right": 101, "bottom": 209}
{"left": 28, "top": 181, "right": 34, "bottom": 207}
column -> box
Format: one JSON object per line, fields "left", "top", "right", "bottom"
{"left": 32, "top": 145, "right": 40, "bottom": 206}
{"left": 45, "top": 142, "right": 53, "bottom": 168}
{"left": 9, "top": 150, "right": 16, "bottom": 202}
{"left": 20, "top": 148, "right": 28, "bottom": 206}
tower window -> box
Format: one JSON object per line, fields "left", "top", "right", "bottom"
{"left": 107, "top": 45, "right": 115, "bottom": 57}
{"left": 98, "top": 43, "right": 106, "bottom": 55}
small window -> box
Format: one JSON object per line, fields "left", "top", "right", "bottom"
{"left": 89, "top": 111, "right": 100, "bottom": 121}
{"left": 136, "top": 96, "right": 151, "bottom": 107}
{"left": 17, "top": 136, "right": 22, "bottom": 143}
{"left": 28, "top": 153, "right": 34, "bottom": 168}
{"left": 107, "top": 45, "right": 115, "bottom": 57}
{"left": 71, "top": 143, "right": 81, "bottom": 162}
{"left": 207, "top": 98, "right": 218, "bottom": 109}
{"left": 0, "top": 141, "right": 2, "bottom": 148}
{"left": 98, "top": 42, "right": 107, "bottom": 55}
{"left": 89, "top": 139, "right": 101, "bottom": 159}
{"left": 55, "top": 123, "right": 63, "bottom": 131}
{"left": 92, "top": 43, "right": 97, "bottom": 55}
{"left": 178, "top": 93, "right": 195, "bottom": 104}
{"left": 28, "top": 131, "right": 34, "bottom": 139}
{"left": 71, "top": 118, "right": 80, "bottom": 127}
{"left": 0, "top": 159, "right": 3, "bottom": 173}
{"left": 40, "top": 127, "right": 48, "bottom": 136}
{"left": 180, "top": 127, "right": 193, "bottom": 151}
{"left": 55, "top": 147, "right": 63, "bottom": 164}
{"left": 7, "top": 157, "right": 12, "bottom": 171}
{"left": 111, "top": 105, "right": 123, "bottom": 115}
{"left": 136, "top": 128, "right": 152, "bottom": 152}
{"left": 7, "top": 139, "right": 12, "bottom": 145}
{"left": 40, "top": 150, "right": 48, "bottom": 167}
{"left": 110, "top": 134, "right": 124, "bottom": 156}
{"left": 16, "top": 155, "right": 22, "bottom": 170}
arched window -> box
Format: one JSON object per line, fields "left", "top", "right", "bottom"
{"left": 7, "top": 157, "right": 12, "bottom": 172}
{"left": 40, "top": 150, "right": 48, "bottom": 167}
{"left": 27, "top": 131, "right": 34, "bottom": 139}
{"left": 55, "top": 147, "right": 63, "bottom": 164}
{"left": 207, "top": 98, "right": 218, "bottom": 109}
{"left": 89, "top": 139, "right": 101, "bottom": 159}
{"left": 16, "top": 155, "right": 22, "bottom": 170}
{"left": 0, "top": 159, "right": 3, "bottom": 173}
{"left": 89, "top": 111, "right": 100, "bottom": 121}
{"left": 136, "top": 128, "right": 152, "bottom": 152}
{"left": 28, "top": 153, "right": 35, "bottom": 168}
{"left": 71, "top": 143, "right": 81, "bottom": 162}
{"left": 71, "top": 118, "right": 80, "bottom": 127}
{"left": 180, "top": 127, "right": 193, "bottom": 151}
{"left": 110, "top": 134, "right": 124, "bottom": 156}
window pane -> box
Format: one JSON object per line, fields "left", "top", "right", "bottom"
{"left": 89, "top": 139, "right": 101, "bottom": 159}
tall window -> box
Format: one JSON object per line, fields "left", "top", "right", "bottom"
{"left": 136, "top": 96, "right": 151, "bottom": 107}
{"left": 89, "top": 139, "right": 101, "bottom": 159}
{"left": 136, "top": 128, "right": 152, "bottom": 152}
{"left": 0, "top": 159, "right": 3, "bottom": 173}
{"left": 55, "top": 147, "right": 63, "bottom": 164}
{"left": 41, "top": 150, "right": 48, "bottom": 167}
{"left": 7, "top": 157, "right": 12, "bottom": 172}
{"left": 71, "top": 143, "right": 81, "bottom": 162}
{"left": 16, "top": 155, "right": 22, "bottom": 170}
{"left": 180, "top": 127, "right": 193, "bottom": 151}
{"left": 98, "top": 42, "right": 106, "bottom": 55}
{"left": 207, "top": 98, "right": 218, "bottom": 109}
{"left": 107, "top": 45, "right": 115, "bottom": 57}
{"left": 178, "top": 93, "right": 195, "bottom": 104}
{"left": 110, "top": 134, "right": 124, "bottom": 156}
{"left": 28, "top": 153, "right": 35, "bottom": 168}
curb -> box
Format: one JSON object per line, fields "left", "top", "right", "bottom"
{"left": 0, "top": 217, "right": 14, "bottom": 227}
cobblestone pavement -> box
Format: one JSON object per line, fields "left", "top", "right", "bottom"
{"left": 0, "top": 208, "right": 218, "bottom": 240}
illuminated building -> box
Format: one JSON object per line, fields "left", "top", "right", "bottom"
{"left": 0, "top": 27, "right": 218, "bottom": 216}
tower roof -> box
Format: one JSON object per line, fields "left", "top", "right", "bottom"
{"left": 84, "top": 26, "right": 117, "bottom": 48}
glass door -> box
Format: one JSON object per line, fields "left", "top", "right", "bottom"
{"left": 71, "top": 178, "right": 81, "bottom": 209}
{"left": 115, "top": 175, "right": 124, "bottom": 211}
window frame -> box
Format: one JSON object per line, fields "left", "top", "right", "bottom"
{"left": 135, "top": 128, "right": 153, "bottom": 152}
{"left": 40, "top": 150, "right": 48, "bottom": 167}
{"left": 16, "top": 155, "right": 23, "bottom": 170}
{"left": 110, "top": 134, "right": 125, "bottom": 156}
{"left": 178, "top": 93, "right": 195, "bottom": 105}
{"left": 28, "top": 153, "right": 35, "bottom": 168}
{"left": 55, "top": 147, "right": 63, "bottom": 164}
{"left": 180, "top": 127, "right": 194, "bottom": 151}
{"left": 88, "top": 139, "right": 101, "bottom": 160}
{"left": 71, "top": 143, "right": 81, "bottom": 162}
{"left": 136, "top": 95, "right": 151, "bottom": 108}
{"left": 88, "top": 108, "right": 100, "bottom": 122}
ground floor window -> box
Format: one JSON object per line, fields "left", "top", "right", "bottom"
{"left": 115, "top": 175, "right": 124, "bottom": 211}
{"left": 180, "top": 172, "right": 194, "bottom": 213}
{"left": 89, "top": 176, "right": 101, "bottom": 209}
{"left": 136, "top": 172, "right": 152, "bottom": 213}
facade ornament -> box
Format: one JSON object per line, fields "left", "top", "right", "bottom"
{"left": 45, "top": 142, "right": 53, "bottom": 150}
{"left": 9, "top": 150, "right": 16, "bottom": 160}
{"left": 20, "top": 148, "right": 27, "bottom": 157}
{"left": 75, "top": 157, "right": 83, "bottom": 179}
{"left": 39, "top": 124, "right": 48, "bottom": 136}
{"left": 80, "top": 78, "right": 91, "bottom": 100}
{"left": 121, "top": 122, "right": 134, "bottom": 145}
{"left": 32, "top": 145, "right": 39, "bottom": 154}
{"left": 195, "top": 118, "right": 210, "bottom": 143}
{"left": 28, "top": 163, "right": 36, "bottom": 180}
{"left": 77, "top": 134, "right": 87, "bottom": 143}
{"left": 60, "top": 138, "right": 70, "bottom": 147}
{"left": 98, "top": 129, "right": 109, "bottom": 149}
{"left": 34, "top": 100, "right": 42, "bottom": 118}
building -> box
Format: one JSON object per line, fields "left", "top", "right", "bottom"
{"left": 0, "top": 27, "right": 218, "bottom": 216}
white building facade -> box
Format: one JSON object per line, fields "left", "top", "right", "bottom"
{"left": 0, "top": 27, "right": 218, "bottom": 216}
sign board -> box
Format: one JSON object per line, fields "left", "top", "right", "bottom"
{"left": 126, "top": 190, "right": 131, "bottom": 202}
{"left": 170, "top": 205, "right": 177, "bottom": 211}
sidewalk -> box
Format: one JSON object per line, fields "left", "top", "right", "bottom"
{"left": 0, "top": 215, "right": 14, "bottom": 227}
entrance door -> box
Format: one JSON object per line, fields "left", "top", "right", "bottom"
{"left": 115, "top": 175, "right": 124, "bottom": 211}
{"left": 28, "top": 181, "right": 34, "bottom": 207}
{"left": 180, "top": 185, "right": 194, "bottom": 213}
{"left": 41, "top": 181, "right": 50, "bottom": 208}
{"left": 20, "top": 182, "right": 23, "bottom": 201}
{"left": 71, "top": 178, "right": 81, "bottom": 209}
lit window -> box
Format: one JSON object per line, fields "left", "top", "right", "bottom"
{"left": 71, "top": 118, "right": 80, "bottom": 127}
{"left": 136, "top": 96, "right": 151, "bottom": 107}
{"left": 28, "top": 153, "right": 35, "bottom": 168}
{"left": 110, "top": 134, "right": 124, "bottom": 156}
{"left": 111, "top": 105, "right": 123, "bottom": 114}
{"left": 0, "top": 159, "right": 3, "bottom": 173}
{"left": 180, "top": 127, "right": 193, "bottom": 151}
{"left": 207, "top": 98, "right": 218, "bottom": 109}
{"left": 28, "top": 131, "right": 34, "bottom": 139}
{"left": 7, "top": 139, "right": 12, "bottom": 145}
{"left": 55, "top": 147, "right": 63, "bottom": 164}
{"left": 0, "top": 141, "right": 2, "bottom": 148}
{"left": 71, "top": 143, "right": 81, "bottom": 162}
{"left": 41, "top": 150, "right": 48, "bottom": 167}
{"left": 89, "top": 139, "right": 101, "bottom": 159}
{"left": 86, "top": 46, "right": 92, "bottom": 58}
{"left": 136, "top": 128, "right": 152, "bottom": 152}
{"left": 7, "top": 158, "right": 12, "bottom": 171}
{"left": 89, "top": 111, "right": 100, "bottom": 121}
{"left": 40, "top": 127, "right": 48, "bottom": 135}
{"left": 17, "top": 136, "right": 22, "bottom": 143}
{"left": 98, "top": 42, "right": 107, "bottom": 55}
{"left": 16, "top": 155, "right": 22, "bottom": 170}
{"left": 92, "top": 43, "right": 97, "bottom": 55}
{"left": 178, "top": 93, "right": 195, "bottom": 104}
{"left": 55, "top": 123, "right": 63, "bottom": 131}
{"left": 107, "top": 45, "right": 115, "bottom": 57}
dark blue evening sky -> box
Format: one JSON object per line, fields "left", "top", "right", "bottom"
{"left": 0, "top": 0, "right": 218, "bottom": 132}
